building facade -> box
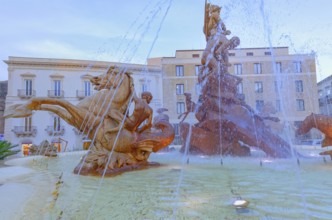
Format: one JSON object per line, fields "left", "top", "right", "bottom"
{"left": 318, "top": 75, "right": 332, "bottom": 116}
{"left": 148, "top": 47, "right": 320, "bottom": 143}
{"left": 4, "top": 57, "right": 162, "bottom": 154}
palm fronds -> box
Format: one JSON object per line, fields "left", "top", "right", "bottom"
{"left": 0, "top": 141, "right": 20, "bottom": 160}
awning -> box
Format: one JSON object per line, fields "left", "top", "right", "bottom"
{"left": 21, "top": 139, "right": 32, "bottom": 144}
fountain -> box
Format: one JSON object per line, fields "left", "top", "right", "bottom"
{"left": 1, "top": 1, "right": 332, "bottom": 220}
{"left": 179, "top": 2, "right": 293, "bottom": 158}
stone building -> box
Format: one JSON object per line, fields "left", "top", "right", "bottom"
{"left": 4, "top": 57, "right": 162, "bottom": 154}
{"left": 148, "top": 47, "right": 320, "bottom": 144}
{"left": 0, "top": 81, "right": 8, "bottom": 139}
{"left": 318, "top": 75, "right": 332, "bottom": 116}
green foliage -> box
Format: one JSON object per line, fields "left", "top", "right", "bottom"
{"left": 0, "top": 141, "right": 20, "bottom": 160}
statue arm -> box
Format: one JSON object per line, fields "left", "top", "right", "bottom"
{"left": 221, "top": 21, "right": 231, "bottom": 35}
{"left": 137, "top": 110, "right": 153, "bottom": 133}
{"left": 203, "top": 2, "right": 211, "bottom": 39}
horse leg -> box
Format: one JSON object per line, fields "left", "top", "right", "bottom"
{"left": 39, "top": 104, "right": 75, "bottom": 126}
{"left": 3, "top": 104, "right": 33, "bottom": 118}
{"left": 27, "top": 98, "right": 86, "bottom": 123}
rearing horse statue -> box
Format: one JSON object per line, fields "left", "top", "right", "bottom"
{"left": 4, "top": 66, "right": 175, "bottom": 176}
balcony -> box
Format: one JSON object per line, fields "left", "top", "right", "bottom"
{"left": 45, "top": 126, "right": 65, "bottom": 136}
{"left": 17, "top": 89, "right": 36, "bottom": 99}
{"left": 76, "top": 90, "right": 92, "bottom": 99}
{"left": 48, "top": 90, "right": 64, "bottom": 98}
{"left": 12, "top": 126, "right": 37, "bottom": 137}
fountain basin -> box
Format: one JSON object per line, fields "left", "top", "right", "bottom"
{"left": 1, "top": 148, "right": 332, "bottom": 219}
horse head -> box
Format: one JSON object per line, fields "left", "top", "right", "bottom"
{"left": 90, "top": 66, "right": 133, "bottom": 91}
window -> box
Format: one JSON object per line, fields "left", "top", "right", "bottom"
{"left": 256, "top": 100, "right": 264, "bottom": 112}
{"left": 276, "top": 100, "right": 281, "bottom": 112}
{"left": 234, "top": 64, "right": 242, "bottom": 75}
{"left": 295, "top": 80, "right": 303, "bottom": 93}
{"left": 195, "top": 65, "right": 201, "bottom": 75}
{"left": 274, "top": 81, "right": 282, "bottom": 92}
{"left": 24, "top": 79, "right": 33, "bottom": 96}
{"left": 294, "top": 61, "right": 302, "bottom": 73}
{"left": 84, "top": 81, "right": 91, "bottom": 96}
{"left": 229, "top": 53, "right": 235, "bottom": 56}
{"left": 265, "top": 51, "right": 271, "bottom": 56}
{"left": 246, "top": 52, "right": 253, "bottom": 56}
{"left": 54, "top": 80, "right": 61, "bottom": 97}
{"left": 255, "top": 81, "right": 263, "bottom": 93}
{"left": 192, "top": 54, "right": 200, "bottom": 58}
{"left": 296, "top": 99, "right": 305, "bottom": 111}
{"left": 176, "top": 84, "right": 184, "bottom": 95}
{"left": 173, "top": 123, "right": 180, "bottom": 136}
{"left": 142, "top": 84, "right": 148, "bottom": 92}
{"left": 53, "top": 116, "right": 61, "bottom": 132}
{"left": 177, "top": 102, "right": 185, "bottom": 114}
{"left": 254, "top": 63, "right": 262, "bottom": 74}
{"left": 176, "top": 65, "right": 184, "bottom": 76}
{"left": 24, "top": 117, "right": 32, "bottom": 132}
{"left": 237, "top": 82, "right": 243, "bottom": 94}
{"left": 276, "top": 62, "right": 282, "bottom": 73}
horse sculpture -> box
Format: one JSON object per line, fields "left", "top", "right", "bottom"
{"left": 297, "top": 113, "right": 332, "bottom": 159}
{"left": 4, "top": 66, "right": 175, "bottom": 176}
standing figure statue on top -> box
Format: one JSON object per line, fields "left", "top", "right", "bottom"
{"left": 201, "top": 2, "right": 240, "bottom": 76}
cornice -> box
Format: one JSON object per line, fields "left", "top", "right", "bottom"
{"left": 4, "top": 57, "right": 162, "bottom": 74}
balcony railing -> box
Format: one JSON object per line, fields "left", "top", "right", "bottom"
{"left": 76, "top": 90, "right": 92, "bottom": 99}
{"left": 47, "top": 90, "right": 64, "bottom": 98}
{"left": 45, "top": 126, "right": 65, "bottom": 136}
{"left": 12, "top": 126, "right": 37, "bottom": 137}
{"left": 17, "top": 89, "right": 36, "bottom": 98}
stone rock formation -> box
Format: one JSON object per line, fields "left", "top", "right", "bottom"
{"left": 179, "top": 3, "right": 293, "bottom": 158}
{"left": 4, "top": 67, "right": 174, "bottom": 176}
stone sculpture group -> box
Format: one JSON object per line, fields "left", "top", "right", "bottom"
{"left": 179, "top": 3, "right": 293, "bottom": 157}
{"left": 5, "top": 67, "right": 175, "bottom": 176}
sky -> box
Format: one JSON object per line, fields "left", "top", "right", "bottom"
{"left": 0, "top": 0, "right": 332, "bottom": 82}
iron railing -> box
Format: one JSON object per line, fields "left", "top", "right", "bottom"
{"left": 45, "top": 126, "right": 65, "bottom": 136}
{"left": 12, "top": 126, "right": 37, "bottom": 137}
{"left": 17, "top": 89, "right": 36, "bottom": 98}
{"left": 47, "top": 90, "right": 64, "bottom": 98}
